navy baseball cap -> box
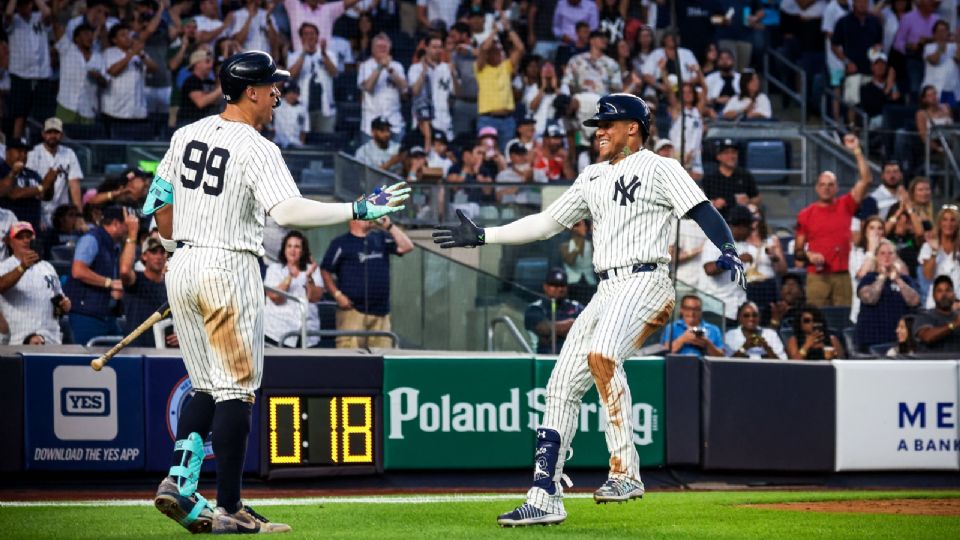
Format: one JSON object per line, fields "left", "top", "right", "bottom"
{"left": 5, "top": 138, "right": 29, "bottom": 151}
{"left": 432, "top": 130, "right": 448, "bottom": 143}
{"left": 371, "top": 116, "right": 392, "bottom": 130}
{"left": 124, "top": 167, "right": 152, "bottom": 180}
{"left": 716, "top": 138, "right": 738, "bottom": 152}
{"left": 543, "top": 122, "right": 565, "bottom": 138}
{"left": 408, "top": 145, "right": 427, "bottom": 157}
{"left": 545, "top": 268, "right": 568, "bottom": 286}
{"left": 728, "top": 205, "right": 755, "bottom": 226}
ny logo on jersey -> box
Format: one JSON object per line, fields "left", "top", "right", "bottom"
{"left": 438, "top": 77, "right": 451, "bottom": 92}
{"left": 44, "top": 275, "right": 57, "bottom": 290}
{"left": 612, "top": 174, "right": 641, "bottom": 206}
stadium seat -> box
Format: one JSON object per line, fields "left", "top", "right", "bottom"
{"left": 744, "top": 140, "right": 787, "bottom": 184}
{"left": 514, "top": 257, "right": 549, "bottom": 293}
{"left": 820, "top": 306, "right": 852, "bottom": 333}
{"left": 300, "top": 168, "right": 334, "bottom": 194}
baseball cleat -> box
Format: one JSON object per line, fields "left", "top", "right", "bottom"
{"left": 213, "top": 505, "right": 291, "bottom": 534}
{"left": 154, "top": 476, "right": 214, "bottom": 534}
{"left": 593, "top": 477, "right": 645, "bottom": 503}
{"left": 497, "top": 503, "right": 566, "bottom": 527}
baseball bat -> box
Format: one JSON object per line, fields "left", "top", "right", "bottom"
{"left": 90, "top": 301, "right": 171, "bottom": 371}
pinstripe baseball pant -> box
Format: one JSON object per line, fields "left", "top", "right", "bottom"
{"left": 542, "top": 267, "right": 674, "bottom": 483}
{"left": 167, "top": 245, "right": 264, "bottom": 403}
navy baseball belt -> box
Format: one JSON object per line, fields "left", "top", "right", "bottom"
{"left": 597, "top": 263, "right": 657, "bottom": 281}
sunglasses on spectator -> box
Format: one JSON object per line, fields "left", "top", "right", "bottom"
{"left": 741, "top": 312, "right": 759, "bottom": 318}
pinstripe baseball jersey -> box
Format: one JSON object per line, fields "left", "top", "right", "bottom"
{"left": 155, "top": 115, "right": 301, "bottom": 257}
{"left": 0, "top": 258, "right": 64, "bottom": 344}
{"left": 546, "top": 149, "right": 707, "bottom": 273}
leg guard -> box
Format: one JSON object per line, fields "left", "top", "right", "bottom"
{"left": 169, "top": 432, "right": 205, "bottom": 498}
{"left": 532, "top": 429, "right": 562, "bottom": 495}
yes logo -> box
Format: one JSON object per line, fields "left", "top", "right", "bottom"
{"left": 53, "top": 366, "right": 118, "bottom": 441}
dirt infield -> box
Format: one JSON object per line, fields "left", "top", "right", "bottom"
{"left": 745, "top": 498, "right": 960, "bottom": 516}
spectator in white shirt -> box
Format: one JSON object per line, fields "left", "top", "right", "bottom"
{"left": 722, "top": 70, "right": 773, "bottom": 120}
{"left": 230, "top": 0, "right": 278, "bottom": 54}
{"left": 27, "top": 118, "right": 83, "bottom": 229}
{"left": 195, "top": 0, "right": 234, "bottom": 45}
{"left": 726, "top": 301, "right": 787, "bottom": 359}
{"left": 921, "top": 20, "right": 960, "bottom": 105}
{"left": 408, "top": 35, "right": 454, "bottom": 149}
{"left": 425, "top": 130, "right": 454, "bottom": 176}
{"left": 354, "top": 116, "right": 402, "bottom": 172}
{"left": 3, "top": 0, "right": 53, "bottom": 139}
{"left": 272, "top": 82, "right": 309, "bottom": 148}
{"left": 704, "top": 48, "right": 740, "bottom": 113}
{"left": 102, "top": 22, "right": 159, "bottom": 127}
{"left": 358, "top": 32, "right": 408, "bottom": 142}
{"left": 641, "top": 32, "right": 701, "bottom": 96}
{"left": 284, "top": 0, "right": 361, "bottom": 52}
{"left": 288, "top": 22, "right": 338, "bottom": 133}
{"left": 57, "top": 0, "right": 116, "bottom": 55}
{"left": 416, "top": 0, "right": 458, "bottom": 32}
{"left": 56, "top": 23, "right": 107, "bottom": 125}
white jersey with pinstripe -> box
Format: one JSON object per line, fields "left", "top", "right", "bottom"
{"left": 527, "top": 148, "right": 707, "bottom": 513}
{"left": 156, "top": 115, "right": 301, "bottom": 402}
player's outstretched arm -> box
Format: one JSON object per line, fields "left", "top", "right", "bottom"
{"left": 687, "top": 201, "right": 746, "bottom": 290}
{"left": 271, "top": 183, "right": 411, "bottom": 228}
{"left": 432, "top": 210, "right": 565, "bottom": 248}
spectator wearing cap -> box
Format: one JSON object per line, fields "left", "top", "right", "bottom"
{"left": 358, "top": 32, "right": 407, "bottom": 142}
{"left": 795, "top": 133, "right": 874, "bottom": 307}
{"left": 320, "top": 215, "right": 414, "bottom": 349}
{"left": 921, "top": 19, "right": 959, "bottom": 107}
{"left": 562, "top": 29, "right": 636, "bottom": 96}
{"left": 409, "top": 35, "right": 455, "bottom": 149}
{"left": 85, "top": 167, "right": 151, "bottom": 223}
{"left": 27, "top": 118, "right": 84, "bottom": 229}
{"left": 860, "top": 49, "right": 902, "bottom": 128}
{"left": 553, "top": 0, "right": 599, "bottom": 45}
{"left": 475, "top": 21, "right": 525, "bottom": 151}
{"left": 661, "top": 294, "right": 725, "bottom": 357}
{"left": 496, "top": 143, "right": 546, "bottom": 207}
{"left": 704, "top": 49, "right": 740, "bottom": 113}
{"left": 700, "top": 204, "right": 753, "bottom": 324}
{"left": 273, "top": 82, "right": 309, "bottom": 148}
{"left": 119, "top": 233, "right": 175, "bottom": 348}
{"left": 177, "top": 48, "right": 220, "bottom": 125}
{"left": 402, "top": 146, "right": 429, "bottom": 183}
{"left": 4, "top": 0, "right": 53, "bottom": 140}
{"left": 446, "top": 140, "right": 499, "bottom": 205}
{"left": 830, "top": 0, "right": 884, "bottom": 111}
{"left": 654, "top": 138, "right": 674, "bottom": 158}
{"left": 102, "top": 22, "right": 159, "bottom": 131}
{"left": 354, "top": 116, "right": 402, "bottom": 172}
{"left": 533, "top": 122, "right": 575, "bottom": 182}
{"left": 524, "top": 268, "right": 585, "bottom": 354}
{"left": 284, "top": 0, "right": 360, "bottom": 52}
{"left": 0, "top": 221, "right": 71, "bottom": 344}
{"left": 426, "top": 131, "right": 454, "bottom": 176}
{"left": 63, "top": 206, "right": 131, "bottom": 345}
{"left": 702, "top": 139, "right": 760, "bottom": 220}
{"left": 0, "top": 138, "right": 55, "bottom": 232}
{"left": 289, "top": 22, "right": 339, "bottom": 135}
{"left": 56, "top": 23, "right": 107, "bottom": 125}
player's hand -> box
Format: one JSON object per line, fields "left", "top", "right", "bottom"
{"left": 715, "top": 243, "right": 746, "bottom": 290}
{"left": 352, "top": 182, "right": 411, "bottom": 221}
{"left": 432, "top": 209, "right": 485, "bottom": 248}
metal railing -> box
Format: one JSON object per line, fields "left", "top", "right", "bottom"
{"left": 763, "top": 49, "right": 807, "bottom": 125}
{"left": 487, "top": 316, "right": 535, "bottom": 354}
{"left": 85, "top": 336, "right": 122, "bottom": 347}
{"left": 926, "top": 126, "right": 960, "bottom": 200}
{"left": 278, "top": 329, "right": 401, "bottom": 348}
{"left": 819, "top": 90, "right": 871, "bottom": 156}
{"left": 263, "top": 285, "right": 309, "bottom": 349}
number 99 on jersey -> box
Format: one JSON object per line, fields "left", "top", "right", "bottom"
{"left": 263, "top": 393, "right": 380, "bottom": 475}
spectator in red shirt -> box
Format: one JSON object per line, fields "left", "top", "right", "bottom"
{"left": 533, "top": 121, "right": 575, "bottom": 181}
{"left": 794, "top": 133, "right": 874, "bottom": 307}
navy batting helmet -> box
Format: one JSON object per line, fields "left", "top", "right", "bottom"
{"left": 220, "top": 51, "right": 290, "bottom": 104}
{"left": 583, "top": 93, "right": 651, "bottom": 137}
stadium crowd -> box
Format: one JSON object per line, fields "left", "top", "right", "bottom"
{"left": 0, "top": 0, "right": 958, "bottom": 357}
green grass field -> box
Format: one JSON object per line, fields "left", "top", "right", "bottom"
{"left": 2, "top": 491, "right": 959, "bottom": 539}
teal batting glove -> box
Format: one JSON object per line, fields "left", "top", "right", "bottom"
{"left": 352, "top": 182, "right": 411, "bottom": 221}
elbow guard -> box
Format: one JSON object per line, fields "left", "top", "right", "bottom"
{"left": 143, "top": 176, "right": 173, "bottom": 215}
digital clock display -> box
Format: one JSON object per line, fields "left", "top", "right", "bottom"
{"left": 267, "top": 395, "right": 376, "bottom": 467}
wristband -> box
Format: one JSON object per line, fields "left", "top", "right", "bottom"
{"left": 15, "top": 264, "right": 24, "bottom": 274}
{"left": 36, "top": 185, "right": 43, "bottom": 194}
{"left": 333, "top": 290, "right": 344, "bottom": 298}
{"left": 104, "top": 278, "right": 112, "bottom": 289}
{"left": 950, "top": 323, "right": 956, "bottom": 331}
{"left": 798, "top": 347, "right": 808, "bottom": 358}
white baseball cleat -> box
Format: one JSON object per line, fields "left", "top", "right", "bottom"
{"left": 593, "top": 477, "right": 645, "bottom": 503}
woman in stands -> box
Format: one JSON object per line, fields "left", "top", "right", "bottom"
{"left": 630, "top": 25, "right": 657, "bottom": 102}
{"left": 721, "top": 70, "right": 772, "bottom": 120}
{"left": 848, "top": 216, "right": 886, "bottom": 322}
{"left": 915, "top": 84, "right": 954, "bottom": 155}
{"left": 786, "top": 305, "right": 846, "bottom": 360}
{"left": 919, "top": 204, "right": 960, "bottom": 308}
{"left": 886, "top": 314, "right": 918, "bottom": 358}
{"left": 726, "top": 301, "right": 786, "bottom": 359}
{"left": 264, "top": 231, "right": 324, "bottom": 347}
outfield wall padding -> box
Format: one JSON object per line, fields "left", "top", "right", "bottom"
{"left": 0, "top": 354, "right": 23, "bottom": 472}
{"left": 664, "top": 355, "right": 701, "bottom": 466}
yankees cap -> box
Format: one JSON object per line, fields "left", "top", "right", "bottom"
{"left": 545, "top": 268, "right": 568, "bottom": 286}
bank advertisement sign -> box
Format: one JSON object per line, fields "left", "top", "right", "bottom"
{"left": 23, "top": 354, "right": 145, "bottom": 470}
{"left": 383, "top": 356, "right": 665, "bottom": 470}
{"left": 835, "top": 360, "right": 959, "bottom": 471}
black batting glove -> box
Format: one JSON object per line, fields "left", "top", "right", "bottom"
{"left": 432, "top": 209, "right": 485, "bottom": 248}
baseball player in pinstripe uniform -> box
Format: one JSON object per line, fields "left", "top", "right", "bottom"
{"left": 434, "top": 93, "right": 746, "bottom": 527}
{"left": 146, "top": 51, "right": 409, "bottom": 535}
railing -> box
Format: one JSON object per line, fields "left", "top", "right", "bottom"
{"left": 819, "top": 90, "right": 871, "bottom": 156}
{"left": 263, "top": 285, "right": 309, "bottom": 349}
{"left": 763, "top": 49, "right": 807, "bottom": 125}
{"left": 278, "top": 329, "right": 401, "bottom": 348}
{"left": 85, "top": 336, "right": 122, "bottom": 347}
{"left": 487, "top": 316, "right": 535, "bottom": 354}
{"left": 926, "top": 126, "right": 960, "bottom": 200}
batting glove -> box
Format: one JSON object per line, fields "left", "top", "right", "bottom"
{"left": 715, "top": 243, "right": 747, "bottom": 290}
{"left": 352, "top": 182, "right": 411, "bottom": 221}
{"left": 432, "top": 209, "right": 485, "bottom": 248}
